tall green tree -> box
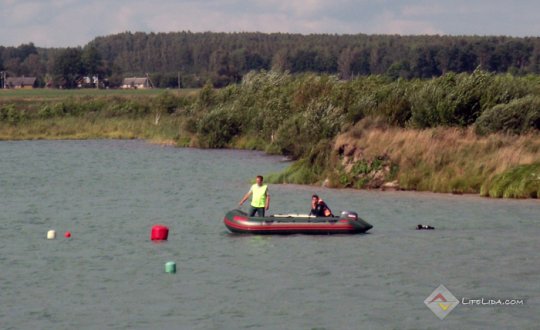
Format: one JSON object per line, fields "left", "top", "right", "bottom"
{"left": 81, "top": 45, "right": 103, "bottom": 76}
{"left": 53, "top": 47, "right": 83, "bottom": 88}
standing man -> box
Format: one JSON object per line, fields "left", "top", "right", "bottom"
{"left": 239, "top": 175, "right": 270, "bottom": 217}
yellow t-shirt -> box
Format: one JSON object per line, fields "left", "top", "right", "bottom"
{"left": 250, "top": 184, "right": 268, "bottom": 208}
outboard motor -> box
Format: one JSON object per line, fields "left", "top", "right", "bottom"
{"left": 340, "top": 210, "right": 358, "bottom": 221}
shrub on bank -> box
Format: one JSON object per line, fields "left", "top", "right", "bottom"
{"left": 0, "top": 104, "right": 27, "bottom": 123}
{"left": 409, "top": 71, "right": 485, "bottom": 127}
{"left": 192, "top": 70, "right": 540, "bottom": 196}
{"left": 475, "top": 96, "right": 540, "bottom": 135}
{"left": 38, "top": 103, "right": 67, "bottom": 118}
{"left": 196, "top": 105, "right": 243, "bottom": 148}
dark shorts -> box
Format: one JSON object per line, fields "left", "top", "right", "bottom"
{"left": 248, "top": 206, "right": 265, "bottom": 217}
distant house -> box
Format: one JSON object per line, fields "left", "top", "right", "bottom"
{"left": 121, "top": 77, "right": 152, "bottom": 89}
{"left": 5, "top": 77, "right": 37, "bottom": 89}
{"left": 77, "top": 75, "right": 100, "bottom": 88}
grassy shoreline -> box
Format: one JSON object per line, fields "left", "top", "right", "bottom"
{"left": 2, "top": 70, "right": 540, "bottom": 199}
{"left": 2, "top": 116, "right": 538, "bottom": 199}
{"left": 332, "top": 120, "right": 540, "bottom": 198}
{"left": 0, "top": 116, "right": 185, "bottom": 142}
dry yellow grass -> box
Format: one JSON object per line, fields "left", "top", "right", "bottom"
{"left": 335, "top": 119, "right": 540, "bottom": 193}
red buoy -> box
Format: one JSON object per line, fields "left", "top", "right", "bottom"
{"left": 151, "top": 225, "right": 169, "bottom": 240}
{"left": 65, "top": 231, "right": 71, "bottom": 238}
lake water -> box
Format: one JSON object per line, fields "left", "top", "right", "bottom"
{"left": 1, "top": 140, "right": 539, "bottom": 329}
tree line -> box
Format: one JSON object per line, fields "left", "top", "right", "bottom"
{"left": 1, "top": 32, "right": 540, "bottom": 88}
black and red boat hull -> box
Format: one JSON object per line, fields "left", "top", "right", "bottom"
{"left": 224, "top": 209, "right": 373, "bottom": 235}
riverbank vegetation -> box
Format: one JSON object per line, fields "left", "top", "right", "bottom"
{"left": 1, "top": 70, "right": 539, "bottom": 198}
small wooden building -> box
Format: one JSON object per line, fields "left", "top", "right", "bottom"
{"left": 5, "top": 77, "right": 37, "bottom": 89}
{"left": 121, "top": 77, "right": 152, "bottom": 89}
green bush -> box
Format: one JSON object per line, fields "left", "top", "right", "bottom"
{"left": 101, "top": 100, "right": 142, "bottom": 117}
{"left": 345, "top": 98, "right": 369, "bottom": 124}
{"left": 266, "top": 157, "right": 320, "bottom": 185}
{"left": 373, "top": 80, "right": 414, "bottom": 126}
{"left": 480, "top": 73, "right": 534, "bottom": 111}
{"left": 153, "top": 92, "right": 180, "bottom": 115}
{"left": 38, "top": 104, "right": 65, "bottom": 118}
{"left": 197, "top": 106, "right": 243, "bottom": 148}
{"left": 475, "top": 96, "right": 540, "bottom": 135}
{"left": 0, "top": 104, "right": 27, "bottom": 123}
{"left": 273, "top": 114, "right": 306, "bottom": 158}
{"left": 271, "top": 97, "right": 344, "bottom": 159}
{"left": 409, "top": 71, "right": 487, "bottom": 127}
{"left": 197, "top": 81, "right": 216, "bottom": 108}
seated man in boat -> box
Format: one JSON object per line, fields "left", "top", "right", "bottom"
{"left": 309, "top": 194, "right": 333, "bottom": 217}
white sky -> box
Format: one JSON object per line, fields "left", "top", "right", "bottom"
{"left": 1, "top": 0, "right": 539, "bottom": 47}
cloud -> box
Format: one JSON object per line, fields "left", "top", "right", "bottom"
{"left": 369, "top": 9, "right": 443, "bottom": 35}
{"left": 400, "top": 4, "right": 445, "bottom": 17}
{"left": 1, "top": 1, "right": 43, "bottom": 27}
{"left": 0, "top": 0, "right": 539, "bottom": 47}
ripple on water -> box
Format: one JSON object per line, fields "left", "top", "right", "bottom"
{"left": 1, "top": 140, "right": 539, "bottom": 329}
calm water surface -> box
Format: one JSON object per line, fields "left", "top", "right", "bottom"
{"left": 1, "top": 140, "right": 539, "bottom": 329}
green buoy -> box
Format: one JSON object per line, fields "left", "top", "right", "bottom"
{"left": 165, "top": 261, "right": 176, "bottom": 274}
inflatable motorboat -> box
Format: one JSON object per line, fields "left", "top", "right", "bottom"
{"left": 224, "top": 209, "right": 373, "bottom": 235}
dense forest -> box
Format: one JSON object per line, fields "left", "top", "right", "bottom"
{"left": 1, "top": 32, "right": 540, "bottom": 88}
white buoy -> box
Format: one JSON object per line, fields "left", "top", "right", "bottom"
{"left": 47, "top": 230, "right": 56, "bottom": 240}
